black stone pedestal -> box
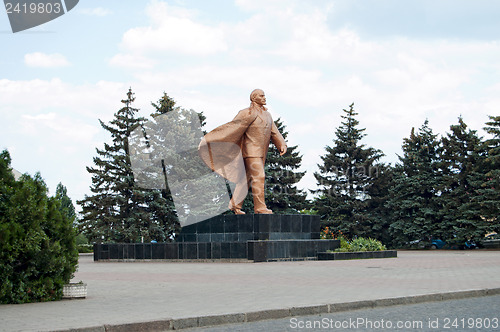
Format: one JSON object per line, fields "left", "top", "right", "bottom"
{"left": 93, "top": 214, "right": 340, "bottom": 262}
{"left": 177, "top": 214, "right": 320, "bottom": 242}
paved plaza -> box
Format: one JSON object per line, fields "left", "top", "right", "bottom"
{"left": 1, "top": 250, "right": 500, "bottom": 331}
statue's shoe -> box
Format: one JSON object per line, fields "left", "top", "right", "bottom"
{"left": 228, "top": 202, "right": 245, "bottom": 215}
{"left": 231, "top": 208, "right": 246, "bottom": 215}
{"left": 255, "top": 209, "right": 273, "bottom": 214}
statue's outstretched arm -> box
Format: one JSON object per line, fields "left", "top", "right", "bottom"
{"left": 271, "top": 122, "right": 287, "bottom": 156}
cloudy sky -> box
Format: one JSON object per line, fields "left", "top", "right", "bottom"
{"left": 2, "top": 0, "right": 500, "bottom": 206}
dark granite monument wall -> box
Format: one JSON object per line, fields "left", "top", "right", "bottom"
{"left": 177, "top": 214, "right": 320, "bottom": 242}
{"left": 93, "top": 214, "right": 339, "bottom": 262}
{"left": 93, "top": 242, "right": 250, "bottom": 260}
{"left": 249, "top": 239, "right": 340, "bottom": 262}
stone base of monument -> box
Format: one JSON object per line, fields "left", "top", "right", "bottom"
{"left": 93, "top": 214, "right": 340, "bottom": 262}
{"left": 248, "top": 239, "right": 341, "bottom": 262}
{"left": 317, "top": 250, "right": 397, "bottom": 261}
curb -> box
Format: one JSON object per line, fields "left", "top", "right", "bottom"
{"left": 55, "top": 288, "right": 500, "bottom": 332}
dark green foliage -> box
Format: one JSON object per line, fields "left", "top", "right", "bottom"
{"left": 363, "top": 163, "right": 394, "bottom": 246}
{"left": 479, "top": 115, "right": 500, "bottom": 232}
{"left": 387, "top": 120, "right": 443, "bottom": 247}
{"left": 55, "top": 182, "right": 76, "bottom": 224}
{"left": 265, "top": 118, "right": 309, "bottom": 213}
{"left": 439, "top": 117, "right": 489, "bottom": 244}
{"left": 312, "top": 103, "right": 386, "bottom": 240}
{"left": 242, "top": 118, "right": 308, "bottom": 214}
{"left": 75, "top": 89, "right": 500, "bottom": 249}
{"left": 388, "top": 117, "right": 499, "bottom": 248}
{"left": 78, "top": 89, "right": 178, "bottom": 243}
{"left": 343, "top": 237, "right": 387, "bottom": 252}
{"left": 75, "top": 233, "right": 93, "bottom": 253}
{"left": 0, "top": 150, "right": 78, "bottom": 304}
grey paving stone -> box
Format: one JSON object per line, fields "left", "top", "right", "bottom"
{"left": 1, "top": 251, "right": 500, "bottom": 332}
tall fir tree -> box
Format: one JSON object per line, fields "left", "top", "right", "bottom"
{"left": 55, "top": 182, "right": 76, "bottom": 225}
{"left": 363, "top": 163, "right": 394, "bottom": 246}
{"left": 78, "top": 88, "right": 176, "bottom": 243}
{"left": 312, "top": 103, "right": 384, "bottom": 239}
{"left": 439, "top": 117, "right": 488, "bottom": 243}
{"left": 387, "top": 120, "right": 443, "bottom": 247}
{"left": 479, "top": 115, "right": 500, "bottom": 232}
{"left": 242, "top": 118, "right": 308, "bottom": 214}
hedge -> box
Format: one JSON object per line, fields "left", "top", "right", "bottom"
{"left": 0, "top": 150, "right": 78, "bottom": 303}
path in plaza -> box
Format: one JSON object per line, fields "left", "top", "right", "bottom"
{"left": 1, "top": 250, "right": 499, "bottom": 331}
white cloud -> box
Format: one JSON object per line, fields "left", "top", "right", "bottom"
{"left": 0, "top": 78, "right": 132, "bottom": 201}
{"left": 21, "top": 112, "right": 99, "bottom": 143}
{"left": 79, "top": 7, "right": 112, "bottom": 16}
{"left": 109, "top": 53, "right": 156, "bottom": 69}
{"left": 120, "top": 0, "right": 227, "bottom": 56}
{"left": 24, "top": 52, "right": 70, "bottom": 68}
{"left": 0, "top": 78, "right": 127, "bottom": 121}
{"left": 265, "top": 9, "right": 368, "bottom": 63}
{"left": 235, "top": 0, "right": 302, "bottom": 13}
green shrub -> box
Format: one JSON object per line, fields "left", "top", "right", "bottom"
{"left": 321, "top": 226, "right": 387, "bottom": 253}
{"left": 76, "top": 233, "right": 93, "bottom": 253}
{"left": 0, "top": 150, "right": 78, "bottom": 304}
{"left": 77, "top": 244, "right": 94, "bottom": 253}
{"left": 349, "top": 237, "right": 387, "bottom": 252}
{"left": 75, "top": 233, "right": 88, "bottom": 246}
{"left": 337, "top": 235, "right": 350, "bottom": 251}
{"left": 331, "top": 236, "right": 387, "bottom": 253}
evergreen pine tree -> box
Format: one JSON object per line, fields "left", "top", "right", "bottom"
{"left": 0, "top": 150, "right": 78, "bottom": 303}
{"left": 439, "top": 117, "right": 488, "bottom": 244}
{"left": 55, "top": 183, "right": 76, "bottom": 224}
{"left": 312, "top": 103, "right": 384, "bottom": 238}
{"left": 363, "top": 163, "right": 394, "bottom": 246}
{"left": 479, "top": 115, "right": 500, "bottom": 232}
{"left": 387, "top": 120, "right": 442, "bottom": 247}
{"left": 242, "top": 118, "right": 308, "bottom": 214}
{"left": 78, "top": 88, "right": 161, "bottom": 243}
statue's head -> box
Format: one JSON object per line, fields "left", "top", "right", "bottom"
{"left": 250, "top": 89, "right": 266, "bottom": 107}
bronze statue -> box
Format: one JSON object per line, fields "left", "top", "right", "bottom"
{"left": 198, "top": 89, "right": 287, "bottom": 214}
